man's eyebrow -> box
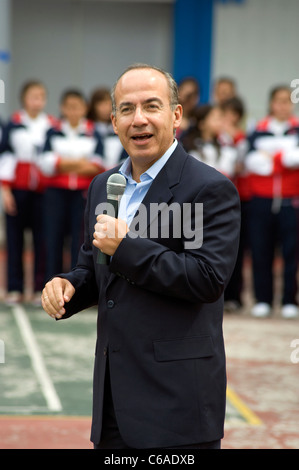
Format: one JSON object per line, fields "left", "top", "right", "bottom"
{"left": 118, "top": 97, "right": 163, "bottom": 108}
{"left": 118, "top": 101, "right": 133, "bottom": 109}
{"left": 144, "top": 97, "right": 163, "bottom": 105}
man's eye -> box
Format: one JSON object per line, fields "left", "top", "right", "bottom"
{"left": 120, "top": 106, "right": 134, "bottom": 115}
{"left": 145, "top": 104, "right": 160, "bottom": 111}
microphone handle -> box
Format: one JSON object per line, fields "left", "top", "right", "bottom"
{"left": 97, "top": 197, "right": 119, "bottom": 265}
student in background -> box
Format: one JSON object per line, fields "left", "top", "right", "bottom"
{"left": 87, "top": 87, "right": 113, "bottom": 138}
{"left": 0, "top": 117, "right": 4, "bottom": 151}
{"left": 87, "top": 87, "right": 127, "bottom": 168}
{"left": 177, "top": 77, "right": 200, "bottom": 140}
{"left": 181, "top": 104, "right": 238, "bottom": 180}
{"left": 220, "top": 97, "right": 250, "bottom": 312}
{"left": 0, "top": 116, "right": 5, "bottom": 217}
{"left": 0, "top": 80, "right": 56, "bottom": 305}
{"left": 246, "top": 85, "right": 299, "bottom": 319}
{"left": 213, "top": 77, "right": 237, "bottom": 105}
{"left": 39, "top": 89, "right": 105, "bottom": 282}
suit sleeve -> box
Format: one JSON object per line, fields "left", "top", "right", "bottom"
{"left": 109, "top": 177, "right": 240, "bottom": 303}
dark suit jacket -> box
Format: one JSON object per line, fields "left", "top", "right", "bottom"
{"left": 60, "top": 142, "right": 240, "bottom": 448}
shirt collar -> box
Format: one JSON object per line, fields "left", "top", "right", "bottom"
{"left": 119, "top": 139, "right": 178, "bottom": 184}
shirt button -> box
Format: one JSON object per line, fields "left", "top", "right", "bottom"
{"left": 107, "top": 300, "right": 115, "bottom": 308}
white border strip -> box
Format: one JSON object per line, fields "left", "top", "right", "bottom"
{"left": 12, "top": 305, "right": 62, "bottom": 412}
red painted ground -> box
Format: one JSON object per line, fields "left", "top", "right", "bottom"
{"left": 0, "top": 416, "right": 93, "bottom": 449}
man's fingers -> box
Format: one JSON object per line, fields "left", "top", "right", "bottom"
{"left": 42, "top": 278, "right": 75, "bottom": 319}
{"left": 49, "top": 278, "right": 65, "bottom": 310}
{"left": 94, "top": 222, "right": 107, "bottom": 238}
{"left": 42, "top": 294, "right": 60, "bottom": 319}
{"left": 93, "top": 214, "right": 129, "bottom": 256}
{"left": 63, "top": 281, "right": 75, "bottom": 303}
{"left": 97, "top": 214, "right": 108, "bottom": 223}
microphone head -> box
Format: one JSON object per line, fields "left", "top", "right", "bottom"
{"left": 106, "top": 173, "right": 127, "bottom": 197}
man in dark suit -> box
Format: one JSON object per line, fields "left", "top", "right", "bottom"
{"left": 42, "top": 64, "right": 240, "bottom": 449}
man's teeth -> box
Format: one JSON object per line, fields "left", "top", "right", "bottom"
{"left": 133, "top": 134, "right": 152, "bottom": 140}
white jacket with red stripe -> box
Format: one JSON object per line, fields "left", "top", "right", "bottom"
{"left": 0, "top": 110, "right": 57, "bottom": 191}
{"left": 246, "top": 116, "right": 299, "bottom": 199}
{"left": 39, "top": 119, "right": 106, "bottom": 191}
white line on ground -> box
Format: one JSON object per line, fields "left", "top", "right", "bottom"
{"left": 12, "top": 304, "right": 62, "bottom": 412}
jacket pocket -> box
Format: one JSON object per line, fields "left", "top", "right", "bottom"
{"left": 153, "top": 335, "right": 214, "bottom": 362}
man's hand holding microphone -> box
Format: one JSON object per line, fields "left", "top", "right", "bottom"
{"left": 42, "top": 215, "right": 129, "bottom": 319}
{"left": 42, "top": 173, "right": 128, "bottom": 319}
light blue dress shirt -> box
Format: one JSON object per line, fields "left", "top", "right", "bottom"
{"left": 118, "top": 139, "right": 178, "bottom": 227}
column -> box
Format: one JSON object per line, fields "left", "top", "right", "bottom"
{"left": 173, "top": 0, "right": 214, "bottom": 104}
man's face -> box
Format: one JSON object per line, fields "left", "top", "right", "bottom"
{"left": 111, "top": 68, "right": 182, "bottom": 170}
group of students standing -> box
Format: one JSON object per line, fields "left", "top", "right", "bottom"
{"left": 177, "top": 77, "right": 299, "bottom": 319}
{"left": 0, "top": 76, "right": 298, "bottom": 319}
{"left": 0, "top": 80, "right": 126, "bottom": 306}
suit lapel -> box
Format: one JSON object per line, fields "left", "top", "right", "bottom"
{"left": 129, "top": 173, "right": 173, "bottom": 238}
{"left": 106, "top": 142, "right": 188, "bottom": 286}
{"left": 129, "top": 142, "right": 188, "bottom": 237}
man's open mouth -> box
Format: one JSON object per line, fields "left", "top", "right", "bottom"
{"left": 131, "top": 134, "right": 153, "bottom": 141}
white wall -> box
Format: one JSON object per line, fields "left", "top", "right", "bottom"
{"left": 10, "top": 0, "right": 173, "bottom": 117}
{"left": 212, "top": 0, "right": 299, "bottom": 123}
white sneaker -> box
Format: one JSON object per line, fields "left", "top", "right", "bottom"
{"left": 5, "top": 291, "right": 23, "bottom": 306}
{"left": 251, "top": 302, "right": 271, "bottom": 318}
{"left": 31, "top": 292, "right": 42, "bottom": 307}
{"left": 281, "top": 304, "right": 299, "bottom": 319}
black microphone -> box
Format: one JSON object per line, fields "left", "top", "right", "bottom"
{"left": 97, "top": 173, "right": 127, "bottom": 265}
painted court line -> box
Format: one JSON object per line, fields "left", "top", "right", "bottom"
{"left": 226, "top": 386, "right": 263, "bottom": 426}
{"left": 12, "top": 304, "right": 62, "bottom": 413}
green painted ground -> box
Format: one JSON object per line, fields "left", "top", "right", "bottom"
{"left": 0, "top": 304, "right": 96, "bottom": 416}
{"left": 0, "top": 303, "right": 247, "bottom": 424}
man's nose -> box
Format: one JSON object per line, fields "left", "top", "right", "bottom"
{"left": 132, "top": 105, "right": 148, "bottom": 125}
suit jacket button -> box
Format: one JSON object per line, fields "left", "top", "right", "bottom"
{"left": 107, "top": 300, "right": 115, "bottom": 308}
{"left": 103, "top": 347, "right": 107, "bottom": 356}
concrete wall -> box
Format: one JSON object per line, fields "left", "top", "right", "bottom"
{"left": 213, "top": 0, "right": 299, "bottom": 122}
{"left": 9, "top": 0, "right": 174, "bottom": 116}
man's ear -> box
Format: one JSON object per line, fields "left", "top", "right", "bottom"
{"left": 173, "top": 104, "right": 183, "bottom": 132}
{"left": 111, "top": 113, "right": 118, "bottom": 135}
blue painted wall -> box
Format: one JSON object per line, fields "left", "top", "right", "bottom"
{"left": 173, "top": 0, "right": 245, "bottom": 103}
